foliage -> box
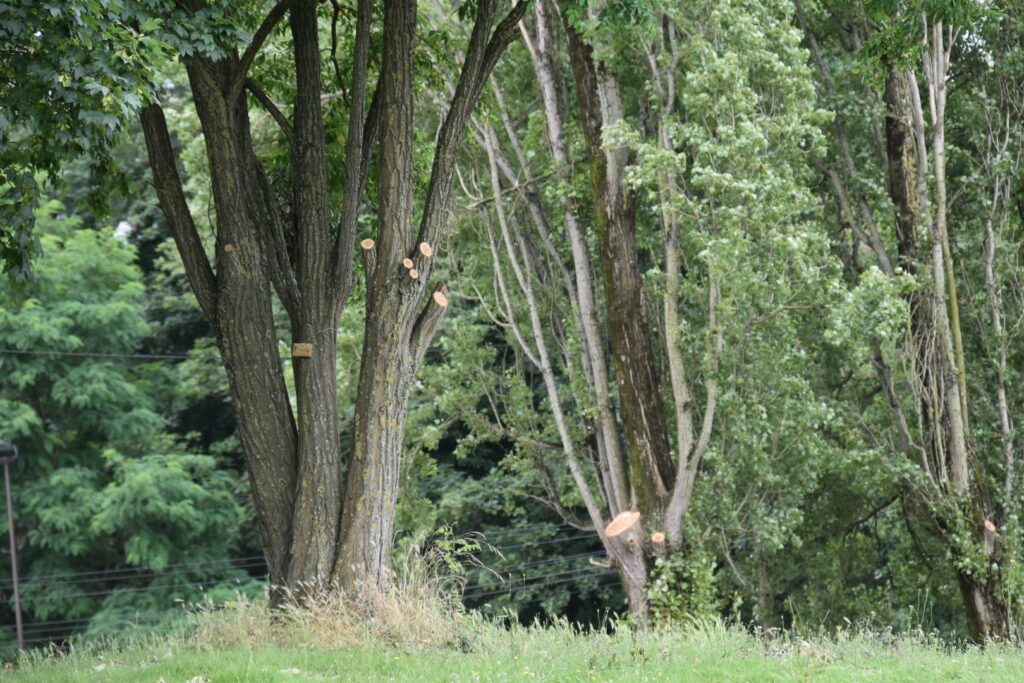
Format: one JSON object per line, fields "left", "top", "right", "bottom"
{"left": 3, "top": 0, "right": 1024, "bottom": 649}
{"left": 648, "top": 548, "right": 720, "bottom": 625}
{"left": 0, "top": 200, "right": 257, "bottom": 645}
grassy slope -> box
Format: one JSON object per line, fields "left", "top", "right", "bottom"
{"left": 7, "top": 624, "right": 1024, "bottom": 682}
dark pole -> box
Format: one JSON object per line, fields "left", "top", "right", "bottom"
{"left": 0, "top": 442, "right": 22, "bottom": 651}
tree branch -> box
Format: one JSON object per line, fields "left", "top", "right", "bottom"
{"left": 140, "top": 103, "right": 218, "bottom": 325}
{"left": 410, "top": 283, "right": 450, "bottom": 370}
{"left": 231, "top": 0, "right": 297, "bottom": 99}
{"left": 253, "top": 157, "right": 301, "bottom": 321}
{"left": 361, "top": 81, "right": 382, "bottom": 190}
{"left": 417, "top": 0, "right": 530, "bottom": 249}
{"left": 332, "top": 0, "right": 374, "bottom": 298}
{"left": 246, "top": 78, "right": 293, "bottom": 147}
{"left": 360, "top": 237, "right": 377, "bottom": 285}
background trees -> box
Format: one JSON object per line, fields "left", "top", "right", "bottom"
{"left": 0, "top": 201, "right": 259, "bottom": 648}
{"left": 2, "top": 0, "right": 1024, "bottom": 646}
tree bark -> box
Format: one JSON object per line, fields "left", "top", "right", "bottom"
{"left": 562, "top": 8, "right": 674, "bottom": 517}
{"left": 142, "top": 57, "right": 300, "bottom": 590}
{"left": 959, "top": 571, "right": 1010, "bottom": 642}
{"left": 286, "top": 0, "right": 344, "bottom": 590}
{"left": 143, "top": 0, "right": 526, "bottom": 600}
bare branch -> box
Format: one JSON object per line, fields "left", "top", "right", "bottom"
{"left": 253, "top": 157, "right": 301, "bottom": 321}
{"left": 410, "top": 283, "right": 450, "bottom": 370}
{"left": 417, "top": 0, "right": 530, "bottom": 249}
{"left": 360, "top": 237, "right": 377, "bottom": 284}
{"left": 332, "top": 0, "right": 374, "bottom": 296}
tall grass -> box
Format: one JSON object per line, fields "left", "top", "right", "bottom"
{"left": 191, "top": 532, "right": 486, "bottom": 652}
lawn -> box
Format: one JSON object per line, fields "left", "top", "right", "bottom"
{"left": 7, "top": 619, "right": 1024, "bottom": 682}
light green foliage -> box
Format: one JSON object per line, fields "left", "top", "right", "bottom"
{"left": 649, "top": 547, "right": 720, "bottom": 623}
{"left": 825, "top": 266, "right": 913, "bottom": 368}
{"left": 601, "top": 0, "right": 850, "bottom": 622}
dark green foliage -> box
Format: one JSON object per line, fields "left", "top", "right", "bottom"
{"left": 0, "top": 201, "right": 255, "bottom": 646}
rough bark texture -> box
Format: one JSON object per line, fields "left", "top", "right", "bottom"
{"left": 334, "top": 0, "right": 419, "bottom": 590}
{"left": 142, "top": 0, "right": 526, "bottom": 599}
{"left": 143, "top": 56, "right": 301, "bottom": 589}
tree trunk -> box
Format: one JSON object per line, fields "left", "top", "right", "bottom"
{"left": 286, "top": 0, "right": 344, "bottom": 590}
{"left": 142, "top": 0, "right": 526, "bottom": 600}
{"left": 561, "top": 8, "right": 674, "bottom": 517}
{"left": 958, "top": 572, "right": 1010, "bottom": 642}
{"left": 143, "top": 59, "right": 301, "bottom": 590}
{"left": 616, "top": 540, "right": 650, "bottom": 620}
{"left": 334, "top": 310, "right": 414, "bottom": 590}
{"left": 884, "top": 65, "right": 1008, "bottom": 643}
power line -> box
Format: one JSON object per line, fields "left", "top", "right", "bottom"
{"left": 5, "top": 559, "right": 268, "bottom": 599}
{"left": 0, "top": 555, "right": 267, "bottom": 590}
{"left": 464, "top": 565, "right": 613, "bottom": 601}
{"left": 13, "top": 562, "right": 621, "bottom": 645}
{"left": 2, "top": 527, "right": 605, "bottom": 644}
{"left": 468, "top": 550, "right": 606, "bottom": 587}
{"left": 468, "top": 572, "right": 619, "bottom": 604}
{"left": 0, "top": 525, "right": 593, "bottom": 590}
{"left": 0, "top": 526, "right": 595, "bottom": 592}
{"left": 5, "top": 573, "right": 268, "bottom": 606}
{"left": 0, "top": 348, "right": 190, "bottom": 361}
{"left": 492, "top": 533, "right": 596, "bottom": 553}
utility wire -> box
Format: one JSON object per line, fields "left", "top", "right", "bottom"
{"left": 0, "top": 555, "right": 267, "bottom": 590}
{"left": 491, "top": 533, "right": 596, "bottom": 553}
{"left": 4, "top": 574, "right": 268, "bottom": 606}
{"left": 0, "top": 528, "right": 597, "bottom": 593}
{"left": 0, "top": 348, "right": 190, "bottom": 361}
{"left": 3, "top": 529, "right": 605, "bottom": 643}
{"left": 0, "top": 526, "right": 595, "bottom": 590}
{"left": 467, "top": 571, "right": 618, "bottom": 603}
{"left": 464, "top": 566, "right": 612, "bottom": 601}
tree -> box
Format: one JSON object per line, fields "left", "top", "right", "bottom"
{"left": 3, "top": 0, "right": 529, "bottom": 596}
{"left": 798, "top": 0, "right": 1024, "bottom": 641}
{"left": 0, "top": 201, "right": 255, "bottom": 645}
{"left": 142, "top": 0, "right": 531, "bottom": 594}
{"left": 455, "top": 0, "right": 834, "bottom": 619}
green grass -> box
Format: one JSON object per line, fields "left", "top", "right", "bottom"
{"left": 7, "top": 620, "right": 1024, "bottom": 682}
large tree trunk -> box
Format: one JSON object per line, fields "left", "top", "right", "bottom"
{"left": 333, "top": 0, "right": 417, "bottom": 589}
{"left": 959, "top": 572, "right": 1010, "bottom": 642}
{"left": 142, "top": 59, "right": 300, "bottom": 591}
{"left": 335, "top": 325, "right": 413, "bottom": 589}
{"left": 142, "top": 0, "right": 527, "bottom": 600}
{"left": 286, "top": 0, "right": 345, "bottom": 590}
